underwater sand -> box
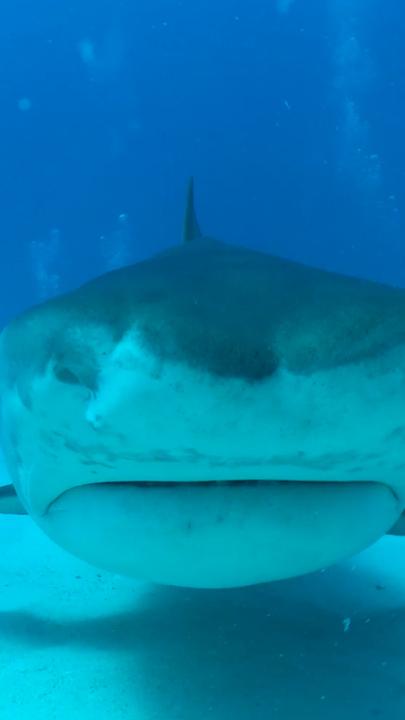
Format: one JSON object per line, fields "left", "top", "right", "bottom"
{"left": 0, "top": 470, "right": 404, "bottom": 719}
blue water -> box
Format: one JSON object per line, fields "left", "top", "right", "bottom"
{"left": 1, "top": 0, "right": 405, "bottom": 326}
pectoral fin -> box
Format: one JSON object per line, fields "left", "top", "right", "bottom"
{"left": 388, "top": 511, "right": 405, "bottom": 536}
{"left": 0, "top": 484, "right": 27, "bottom": 515}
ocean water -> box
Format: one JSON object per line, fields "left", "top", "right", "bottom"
{"left": 1, "top": 0, "right": 405, "bottom": 718}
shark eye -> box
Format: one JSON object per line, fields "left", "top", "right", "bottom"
{"left": 52, "top": 354, "right": 99, "bottom": 391}
{"left": 53, "top": 365, "right": 81, "bottom": 385}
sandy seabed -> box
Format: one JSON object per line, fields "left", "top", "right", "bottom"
{"left": 0, "top": 484, "right": 404, "bottom": 720}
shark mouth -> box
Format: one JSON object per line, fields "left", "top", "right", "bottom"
{"left": 87, "top": 479, "right": 264, "bottom": 489}
{"left": 38, "top": 478, "right": 401, "bottom": 589}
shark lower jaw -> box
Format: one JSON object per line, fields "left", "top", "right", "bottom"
{"left": 35, "top": 479, "right": 400, "bottom": 589}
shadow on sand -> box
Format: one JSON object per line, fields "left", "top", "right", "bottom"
{"left": 0, "top": 560, "right": 404, "bottom": 720}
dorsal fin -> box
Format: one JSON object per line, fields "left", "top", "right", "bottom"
{"left": 183, "top": 177, "right": 202, "bottom": 244}
{"left": 0, "top": 484, "right": 27, "bottom": 515}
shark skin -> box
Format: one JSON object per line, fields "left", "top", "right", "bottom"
{"left": 1, "top": 181, "right": 405, "bottom": 588}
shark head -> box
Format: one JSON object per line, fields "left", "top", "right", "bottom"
{"left": 1, "top": 180, "right": 405, "bottom": 588}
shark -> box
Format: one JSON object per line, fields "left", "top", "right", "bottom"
{"left": 0, "top": 180, "right": 405, "bottom": 588}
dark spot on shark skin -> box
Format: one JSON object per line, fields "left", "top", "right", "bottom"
{"left": 52, "top": 435, "right": 382, "bottom": 476}
{"left": 386, "top": 426, "right": 405, "bottom": 441}
{"left": 80, "top": 459, "right": 116, "bottom": 470}
{"left": 348, "top": 466, "right": 364, "bottom": 474}
{"left": 271, "top": 451, "right": 379, "bottom": 471}
{"left": 97, "top": 429, "right": 128, "bottom": 442}
{"left": 150, "top": 450, "right": 178, "bottom": 463}
{"left": 52, "top": 431, "right": 65, "bottom": 440}
{"left": 48, "top": 426, "right": 384, "bottom": 477}
{"left": 40, "top": 430, "right": 59, "bottom": 451}
{"left": 374, "top": 458, "right": 389, "bottom": 468}
{"left": 206, "top": 450, "right": 381, "bottom": 472}
{"left": 15, "top": 450, "right": 23, "bottom": 470}
{"left": 6, "top": 431, "right": 23, "bottom": 471}
{"left": 43, "top": 448, "right": 59, "bottom": 460}
{"left": 183, "top": 448, "right": 207, "bottom": 463}
{"left": 63, "top": 439, "right": 116, "bottom": 462}
{"left": 7, "top": 441, "right": 23, "bottom": 473}
{"left": 59, "top": 438, "right": 119, "bottom": 470}
{"left": 63, "top": 439, "right": 81, "bottom": 453}
{"left": 394, "top": 462, "right": 405, "bottom": 472}
{"left": 16, "top": 379, "right": 32, "bottom": 411}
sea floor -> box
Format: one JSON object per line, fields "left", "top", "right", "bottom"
{"left": 0, "top": 502, "right": 404, "bottom": 720}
